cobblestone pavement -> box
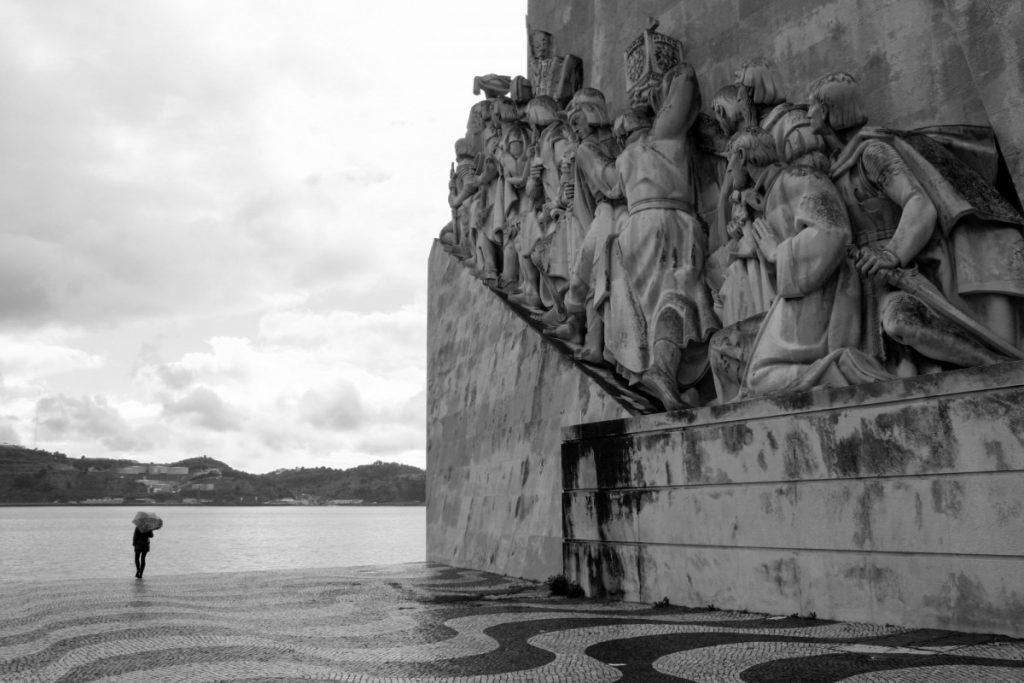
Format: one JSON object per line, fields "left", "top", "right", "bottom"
{"left": 2, "top": 562, "right": 1023, "bottom": 682}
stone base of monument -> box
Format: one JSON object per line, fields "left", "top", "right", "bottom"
{"left": 562, "top": 361, "right": 1024, "bottom": 637}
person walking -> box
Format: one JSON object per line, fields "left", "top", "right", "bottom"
{"left": 133, "top": 526, "right": 154, "bottom": 578}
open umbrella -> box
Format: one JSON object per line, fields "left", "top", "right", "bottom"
{"left": 132, "top": 511, "right": 163, "bottom": 533}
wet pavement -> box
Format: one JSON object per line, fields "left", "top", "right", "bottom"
{"left": 1, "top": 562, "right": 1023, "bottom": 682}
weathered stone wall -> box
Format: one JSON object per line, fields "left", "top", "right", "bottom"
{"left": 426, "top": 241, "right": 629, "bottom": 581}
{"left": 563, "top": 362, "right": 1024, "bottom": 636}
{"left": 527, "top": 0, "right": 1024, "bottom": 200}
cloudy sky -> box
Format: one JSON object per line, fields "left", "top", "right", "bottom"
{"left": 0, "top": 1, "right": 525, "bottom": 473}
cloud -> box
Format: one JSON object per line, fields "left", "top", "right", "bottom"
{"left": 0, "top": 417, "right": 21, "bottom": 445}
{"left": 34, "top": 394, "right": 149, "bottom": 452}
{"left": 162, "top": 386, "right": 243, "bottom": 432}
{"left": 0, "top": 329, "right": 103, "bottom": 389}
{"left": 299, "top": 383, "right": 365, "bottom": 431}
{"left": 0, "top": 0, "right": 527, "bottom": 473}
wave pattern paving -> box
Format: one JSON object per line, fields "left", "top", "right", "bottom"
{"left": 1, "top": 562, "right": 1022, "bottom": 682}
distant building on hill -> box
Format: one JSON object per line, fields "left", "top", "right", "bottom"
{"left": 117, "top": 464, "right": 189, "bottom": 476}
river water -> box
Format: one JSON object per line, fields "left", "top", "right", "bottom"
{"left": 0, "top": 505, "right": 426, "bottom": 582}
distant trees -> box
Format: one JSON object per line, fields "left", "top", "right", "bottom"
{"left": 0, "top": 445, "right": 424, "bottom": 505}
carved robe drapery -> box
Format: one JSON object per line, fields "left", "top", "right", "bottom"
{"left": 740, "top": 167, "right": 894, "bottom": 397}
{"left": 565, "top": 135, "right": 625, "bottom": 316}
{"left": 532, "top": 120, "right": 580, "bottom": 307}
{"left": 608, "top": 136, "right": 720, "bottom": 385}
{"left": 832, "top": 129, "right": 1024, "bottom": 360}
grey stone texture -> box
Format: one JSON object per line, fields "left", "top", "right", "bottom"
{"left": 427, "top": 242, "right": 629, "bottom": 581}
{"left": 526, "top": 0, "right": 1024, "bottom": 201}
{"left": 563, "top": 361, "right": 1024, "bottom": 637}
{"left": 427, "top": 0, "right": 1024, "bottom": 639}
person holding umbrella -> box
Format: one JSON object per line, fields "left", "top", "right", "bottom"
{"left": 132, "top": 511, "right": 162, "bottom": 579}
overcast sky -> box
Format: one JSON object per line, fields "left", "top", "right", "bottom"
{"left": 0, "top": 1, "right": 525, "bottom": 473}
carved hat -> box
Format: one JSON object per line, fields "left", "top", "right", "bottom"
{"left": 735, "top": 58, "right": 787, "bottom": 106}
{"left": 491, "top": 97, "right": 520, "bottom": 125}
{"left": 472, "top": 74, "right": 511, "bottom": 99}
{"left": 808, "top": 72, "right": 868, "bottom": 131}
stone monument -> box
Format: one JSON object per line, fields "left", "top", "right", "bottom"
{"left": 429, "top": 0, "right": 1024, "bottom": 637}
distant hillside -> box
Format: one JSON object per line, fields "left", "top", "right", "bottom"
{"left": 264, "top": 462, "right": 426, "bottom": 503}
{"left": 0, "top": 446, "right": 424, "bottom": 505}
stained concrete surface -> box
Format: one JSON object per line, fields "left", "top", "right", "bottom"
{"left": 563, "top": 362, "right": 1024, "bottom": 637}
{"left": 2, "top": 562, "right": 1024, "bottom": 682}
{"left": 427, "top": 241, "right": 629, "bottom": 581}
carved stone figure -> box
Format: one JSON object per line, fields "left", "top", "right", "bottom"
{"left": 720, "top": 128, "right": 895, "bottom": 398}
{"left": 606, "top": 62, "right": 721, "bottom": 409}
{"left": 518, "top": 96, "right": 576, "bottom": 314}
{"left": 470, "top": 115, "right": 504, "bottom": 284}
{"left": 704, "top": 61, "right": 836, "bottom": 400}
{"left": 810, "top": 72, "right": 1024, "bottom": 374}
{"left": 528, "top": 29, "right": 583, "bottom": 108}
{"left": 550, "top": 91, "right": 625, "bottom": 363}
{"left": 491, "top": 97, "right": 524, "bottom": 289}
{"left": 735, "top": 59, "right": 829, "bottom": 171}
{"left": 709, "top": 60, "right": 830, "bottom": 297}
{"left": 441, "top": 138, "right": 478, "bottom": 258}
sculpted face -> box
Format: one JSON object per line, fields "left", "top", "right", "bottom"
{"left": 568, "top": 111, "right": 592, "bottom": 141}
{"left": 727, "top": 147, "right": 751, "bottom": 190}
{"left": 468, "top": 107, "right": 485, "bottom": 135}
{"left": 530, "top": 31, "right": 552, "bottom": 60}
{"left": 714, "top": 98, "right": 743, "bottom": 137}
{"left": 808, "top": 98, "right": 828, "bottom": 135}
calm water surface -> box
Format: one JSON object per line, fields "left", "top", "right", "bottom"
{"left": 0, "top": 505, "right": 425, "bottom": 582}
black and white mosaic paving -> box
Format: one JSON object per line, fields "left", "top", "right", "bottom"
{"left": 1, "top": 563, "right": 1022, "bottom": 682}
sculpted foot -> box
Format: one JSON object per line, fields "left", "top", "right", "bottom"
{"left": 537, "top": 307, "right": 567, "bottom": 328}
{"left": 551, "top": 316, "right": 584, "bottom": 344}
{"left": 575, "top": 347, "right": 604, "bottom": 364}
{"left": 641, "top": 368, "right": 687, "bottom": 412}
{"left": 508, "top": 291, "right": 543, "bottom": 308}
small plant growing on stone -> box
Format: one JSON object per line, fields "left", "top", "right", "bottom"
{"left": 653, "top": 597, "right": 671, "bottom": 608}
{"left": 547, "top": 574, "right": 570, "bottom": 595}
{"left": 566, "top": 582, "right": 585, "bottom": 598}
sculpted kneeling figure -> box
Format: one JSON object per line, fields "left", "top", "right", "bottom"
{"left": 810, "top": 72, "right": 1024, "bottom": 374}
{"left": 722, "top": 127, "right": 894, "bottom": 398}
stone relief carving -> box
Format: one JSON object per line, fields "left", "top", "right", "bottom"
{"left": 810, "top": 72, "right": 1024, "bottom": 375}
{"left": 723, "top": 127, "right": 895, "bottom": 398}
{"left": 528, "top": 28, "right": 583, "bottom": 109}
{"left": 437, "top": 26, "right": 1024, "bottom": 413}
{"left": 605, "top": 62, "right": 721, "bottom": 409}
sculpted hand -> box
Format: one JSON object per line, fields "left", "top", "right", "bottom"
{"left": 726, "top": 218, "right": 744, "bottom": 241}
{"left": 750, "top": 217, "right": 779, "bottom": 263}
{"left": 529, "top": 161, "right": 543, "bottom": 180}
{"left": 854, "top": 246, "right": 900, "bottom": 277}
